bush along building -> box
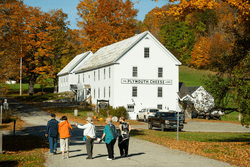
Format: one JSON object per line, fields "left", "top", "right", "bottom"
{"left": 58, "top": 31, "right": 182, "bottom": 119}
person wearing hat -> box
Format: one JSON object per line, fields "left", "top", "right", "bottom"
{"left": 75, "top": 117, "right": 96, "bottom": 159}
{"left": 45, "top": 113, "right": 59, "bottom": 155}
{"left": 58, "top": 116, "right": 73, "bottom": 159}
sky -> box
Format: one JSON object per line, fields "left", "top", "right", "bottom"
{"left": 23, "top": 0, "right": 172, "bottom": 30}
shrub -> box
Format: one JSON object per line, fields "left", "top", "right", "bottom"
{"left": 110, "top": 106, "right": 128, "bottom": 119}
{"left": 2, "top": 109, "right": 14, "bottom": 123}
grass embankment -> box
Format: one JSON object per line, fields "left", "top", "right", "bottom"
{"left": 0, "top": 117, "right": 25, "bottom": 131}
{"left": 0, "top": 135, "right": 49, "bottom": 167}
{"left": 131, "top": 129, "right": 250, "bottom": 167}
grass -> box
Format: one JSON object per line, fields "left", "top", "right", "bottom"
{"left": 179, "top": 65, "right": 216, "bottom": 87}
{"left": 221, "top": 111, "right": 240, "bottom": 123}
{"left": 130, "top": 129, "right": 250, "bottom": 167}
{"left": 0, "top": 135, "right": 49, "bottom": 167}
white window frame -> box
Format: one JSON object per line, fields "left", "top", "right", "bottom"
{"left": 144, "top": 47, "right": 149, "bottom": 58}
{"left": 133, "top": 66, "right": 137, "bottom": 77}
{"left": 158, "top": 67, "right": 163, "bottom": 78}
{"left": 158, "top": 87, "right": 162, "bottom": 97}
{"left": 132, "top": 86, "right": 137, "bottom": 97}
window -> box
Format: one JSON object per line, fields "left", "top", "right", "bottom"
{"left": 78, "top": 75, "right": 80, "bottom": 83}
{"left": 82, "top": 74, "right": 84, "bottom": 83}
{"left": 127, "top": 105, "right": 134, "bottom": 112}
{"left": 98, "top": 70, "right": 100, "bottom": 80}
{"left": 157, "top": 104, "right": 163, "bottom": 110}
{"left": 109, "top": 86, "right": 111, "bottom": 98}
{"left": 94, "top": 71, "right": 95, "bottom": 81}
{"left": 104, "top": 69, "right": 106, "bottom": 79}
{"left": 132, "top": 87, "right": 137, "bottom": 97}
{"left": 104, "top": 87, "right": 105, "bottom": 98}
{"left": 133, "top": 67, "right": 137, "bottom": 77}
{"left": 144, "top": 47, "right": 149, "bottom": 58}
{"left": 109, "top": 67, "right": 111, "bottom": 78}
{"left": 158, "top": 87, "right": 162, "bottom": 97}
{"left": 158, "top": 67, "right": 163, "bottom": 78}
{"left": 98, "top": 88, "right": 100, "bottom": 98}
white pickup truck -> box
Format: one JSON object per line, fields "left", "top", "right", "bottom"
{"left": 136, "top": 108, "right": 159, "bottom": 122}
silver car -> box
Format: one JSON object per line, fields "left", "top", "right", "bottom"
{"left": 136, "top": 108, "right": 159, "bottom": 122}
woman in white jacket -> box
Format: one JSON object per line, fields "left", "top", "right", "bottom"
{"left": 75, "top": 117, "right": 96, "bottom": 159}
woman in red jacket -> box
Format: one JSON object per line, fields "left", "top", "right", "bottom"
{"left": 58, "top": 116, "right": 72, "bottom": 159}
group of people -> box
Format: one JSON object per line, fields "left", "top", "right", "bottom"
{"left": 45, "top": 113, "right": 131, "bottom": 160}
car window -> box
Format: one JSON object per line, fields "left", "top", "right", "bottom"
{"left": 150, "top": 109, "right": 159, "bottom": 113}
{"left": 161, "top": 113, "right": 176, "bottom": 117}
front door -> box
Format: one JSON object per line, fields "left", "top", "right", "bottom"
{"left": 127, "top": 104, "right": 136, "bottom": 120}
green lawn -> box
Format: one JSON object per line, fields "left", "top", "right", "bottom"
{"left": 179, "top": 65, "right": 215, "bottom": 87}
{"left": 130, "top": 130, "right": 250, "bottom": 142}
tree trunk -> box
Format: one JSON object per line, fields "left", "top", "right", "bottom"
{"left": 53, "top": 77, "right": 58, "bottom": 93}
{"left": 28, "top": 73, "right": 36, "bottom": 95}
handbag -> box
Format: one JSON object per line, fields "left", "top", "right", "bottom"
{"left": 109, "top": 124, "right": 117, "bottom": 139}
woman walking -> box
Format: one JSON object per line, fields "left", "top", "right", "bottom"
{"left": 101, "top": 117, "right": 117, "bottom": 160}
{"left": 118, "top": 117, "right": 131, "bottom": 157}
{"left": 58, "top": 116, "right": 72, "bottom": 159}
{"left": 75, "top": 117, "right": 96, "bottom": 159}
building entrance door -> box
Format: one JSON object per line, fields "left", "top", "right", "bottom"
{"left": 127, "top": 104, "right": 136, "bottom": 120}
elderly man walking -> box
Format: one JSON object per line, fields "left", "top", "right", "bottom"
{"left": 45, "top": 113, "right": 59, "bottom": 155}
{"left": 75, "top": 117, "right": 96, "bottom": 159}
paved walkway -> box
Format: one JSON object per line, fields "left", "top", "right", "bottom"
{"left": 2, "top": 97, "right": 243, "bottom": 167}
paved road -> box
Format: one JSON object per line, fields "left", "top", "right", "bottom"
{"left": 1, "top": 97, "right": 243, "bottom": 167}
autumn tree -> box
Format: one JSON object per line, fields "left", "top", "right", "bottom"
{"left": 141, "top": 4, "right": 175, "bottom": 41}
{"left": 77, "top": 0, "right": 138, "bottom": 52}
{"left": 160, "top": 21, "right": 195, "bottom": 65}
{"left": 0, "top": 0, "right": 27, "bottom": 95}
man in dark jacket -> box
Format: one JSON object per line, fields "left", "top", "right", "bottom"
{"left": 45, "top": 114, "right": 59, "bottom": 155}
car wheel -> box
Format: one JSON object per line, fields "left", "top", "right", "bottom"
{"left": 148, "top": 122, "right": 152, "bottom": 130}
{"left": 144, "top": 116, "right": 147, "bottom": 122}
{"left": 136, "top": 115, "right": 139, "bottom": 121}
{"left": 161, "top": 124, "right": 165, "bottom": 132}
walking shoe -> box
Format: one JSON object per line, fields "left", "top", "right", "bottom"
{"left": 53, "top": 151, "right": 57, "bottom": 155}
{"left": 62, "top": 156, "right": 65, "bottom": 159}
{"left": 86, "top": 157, "right": 93, "bottom": 159}
{"left": 107, "top": 158, "right": 112, "bottom": 160}
{"left": 66, "top": 156, "right": 69, "bottom": 159}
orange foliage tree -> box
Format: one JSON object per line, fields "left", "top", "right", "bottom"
{"left": 141, "top": 4, "right": 175, "bottom": 41}
{"left": 77, "top": 0, "right": 138, "bottom": 52}
{"left": 0, "top": 0, "right": 27, "bottom": 94}
{"left": 190, "top": 36, "right": 210, "bottom": 69}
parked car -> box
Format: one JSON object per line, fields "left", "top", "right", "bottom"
{"left": 136, "top": 108, "right": 159, "bottom": 122}
{"left": 148, "top": 111, "right": 184, "bottom": 131}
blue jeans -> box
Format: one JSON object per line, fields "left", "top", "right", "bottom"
{"left": 49, "top": 137, "right": 57, "bottom": 153}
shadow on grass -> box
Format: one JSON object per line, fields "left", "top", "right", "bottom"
{"left": 0, "top": 125, "right": 9, "bottom": 130}
{"left": 0, "top": 161, "right": 19, "bottom": 167}
{"left": 130, "top": 129, "right": 146, "bottom": 137}
{"left": 207, "top": 133, "right": 250, "bottom": 143}
{"left": 3, "top": 135, "right": 49, "bottom": 152}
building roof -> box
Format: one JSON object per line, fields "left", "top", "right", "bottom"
{"left": 178, "top": 82, "right": 192, "bottom": 99}
{"left": 57, "top": 51, "right": 92, "bottom": 76}
{"left": 187, "top": 86, "right": 201, "bottom": 94}
{"left": 75, "top": 31, "right": 182, "bottom": 73}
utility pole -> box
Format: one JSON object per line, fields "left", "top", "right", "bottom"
{"left": 20, "top": 45, "right": 22, "bottom": 96}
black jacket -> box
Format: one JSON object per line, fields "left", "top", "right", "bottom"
{"left": 46, "top": 119, "right": 59, "bottom": 138}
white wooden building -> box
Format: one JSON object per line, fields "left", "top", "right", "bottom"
{"left": 58, "top": 31, "right": 182, "bottom": 119}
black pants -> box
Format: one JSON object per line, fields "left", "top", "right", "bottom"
{"left": 106, "top": 139, "right": 116, "bottom": 158}
{"left": 86, "top": 138, "right": 94, "bottom": 158}
{"left": 118, "top": 136, "right": 129, "bottom": 156}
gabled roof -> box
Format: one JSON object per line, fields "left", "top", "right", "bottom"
{"left": 75, "top": 31, "right": 181, "bottom": 73}
{"left": 57, "top": 51, "right": 92, "bottom": 76}
{"left": 178, "top": 82, "right": 192, "bottom": 99}
{"left": 187, "top": 86, "right": 201, "bottom": 94}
